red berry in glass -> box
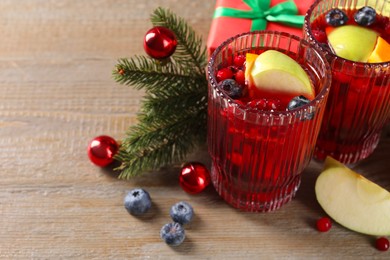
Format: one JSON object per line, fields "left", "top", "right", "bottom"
{"left": 179, "top": 162, "right": 210, "bottom": 194}
{"left": 316, "top": 217, "right": 332, "bottom": 232}
{"left": 143, "top": 26, "right": 177, "bottom": 59}
{"left": 234, "top": 69, "right": 246, "bottom": 86}
{"left": 87, "top": 135, "right": 119, "bottom": 167}
{"left": 216, "top": 67, "right": 234, "bottom": 82}
{"left": 376, "top": 237, "right": 389, "bottom": 251}
{"left": 233, "top": 54, "right": 246, "bottom": 67}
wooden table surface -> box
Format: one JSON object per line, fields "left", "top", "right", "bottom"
{"left": 1, "top": 0, "right": 390, "bottom": 259}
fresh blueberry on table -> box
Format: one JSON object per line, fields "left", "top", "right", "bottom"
{"left": 160, "top": 222, "right": 186, "bottom": 246}
{"left": 170, "top": 201, "right": 194, "bottom": 225}
{"left": 124, "top": 188, "right": 152, "bottom": 216}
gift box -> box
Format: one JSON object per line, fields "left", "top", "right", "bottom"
{"left": 207, "top": 0, "right": 315, "bottom": 56}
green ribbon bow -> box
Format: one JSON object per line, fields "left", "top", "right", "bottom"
{"left": 213, "top": 0, "right": 304, "bottom": 31}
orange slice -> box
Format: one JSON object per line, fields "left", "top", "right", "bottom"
{"left": 244, "top": 53, "right": 259, "bottom": 82}
{"left": 368, "top": 36, "right": 390, "bottom": 63}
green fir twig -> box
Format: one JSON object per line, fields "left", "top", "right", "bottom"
{"left": 112, "top": 7, "right": 208, "bottom": 179}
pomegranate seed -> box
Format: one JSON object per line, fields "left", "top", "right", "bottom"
{"left": 233, "top": 55, "right": 246, "bottom": 67}
{"left": 234, "top": 69, "right": 246, "bottom": 86}
{"left": 316, "top": 217, "right": 332, "bottom": 232}
{"left": 216, "top": 68, "right": 234, "bottom": 82}
{"left": 376, "top": 237, "right": 389, "bottom": 251}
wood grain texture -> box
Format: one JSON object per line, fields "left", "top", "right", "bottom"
{"left": 0, "top": 0, "right": 389, "bottom": 259}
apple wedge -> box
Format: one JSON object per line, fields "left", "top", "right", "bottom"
{"left": 327, "top": 25, "right": 378, "bottom": 62}
{"left": 247, "top": 50, "right": 315, "bottom": 100}
{"left": 315, "top": 156, "right": 390, "bottom": 236}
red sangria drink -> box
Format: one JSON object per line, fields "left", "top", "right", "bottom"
{"left": 207, "top": 31, "right": 331, "bottom": 212}
{"left": 304, "top": 0, "right": 390, "bottom": 164}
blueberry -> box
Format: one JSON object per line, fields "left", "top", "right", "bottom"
{"left": 354, "top": 6, "right": 376, "bottom": 26}
{"left": 124, "top": 188, "right": 152, "bottom": 215}
{"left": 160, "top": 222, "right": 186, "bottom": 246}
{"left": 287, "top": 95, "right": 314, "bottom": 120}
{"left": 170, "top": 201, "right": 194, "bottom": 225}
{"left": 218, "top": 79, "right": 244, "bottom": 99}
{"left": 326, "top": 9, "right": 348, "bottom": 27}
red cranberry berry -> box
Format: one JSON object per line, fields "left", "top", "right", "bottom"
{"left": 216, "top": 67, "right": 234, "bottom": 82}
{"left": 316, "top": 217, "right": 332, "bottom": 232}
{"left": 234, "top": 69, "right": 246, "bottom": 86}
{"left": 233, "top": 54, "right": 246, "bottom": 67}
{"left": 376, "top": 237, "right": 389, "bottom": 251}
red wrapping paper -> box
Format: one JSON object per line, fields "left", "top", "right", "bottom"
{"left": 207, "top": 0, "right": 315, "bottom": 56}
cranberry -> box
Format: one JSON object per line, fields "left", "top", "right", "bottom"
{"left": 233, "top": 54, "right": 246, "bottom": 67}
{"left": 216, "top": 67, "right": 234, "bottom": 82}
{"left": 376, "top": 237, "right": 389, "bottom": 251}
{"left": 316, "top": 217, "right": 332, "bottom": 232}
{"left": 234, "top": 69, "right": 246, "bottom": 86}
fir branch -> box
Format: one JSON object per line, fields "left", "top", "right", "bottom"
{"left": 113, "top": 56, "right": 199, "bottom": 94}
{"left": 140, "top": 91, "right": 207, "bottom": 124}
{"left": 116, "top": 109, "right": 206, "bottom": 179}
{"left": 112, "top": 7, "right": 208, "bottom": 179}
{"left": 150, "top": 7, "right": 207, "bottom": 76}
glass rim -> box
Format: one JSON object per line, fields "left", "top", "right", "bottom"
{"left": 304, "top": 0, "right": 390, "bottom": 67}
{"left": 207, "top": 30, "right": 331, "bottom": 116}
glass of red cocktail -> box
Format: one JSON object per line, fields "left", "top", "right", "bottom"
{"left": 207, "top": 31, "right": 331, "bottom": 212}
{"left": 304, "top": 0, "right": 390, "bottom": 164}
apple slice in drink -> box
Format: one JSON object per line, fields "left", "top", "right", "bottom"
{"left": 246, "top": 50, "right": 315, "bottom": 100}
{"left": 327, "top": 25, "right": 378, "bottom": 62}
{"left": 315, "top": 156, "right": 390, "bottom": 236}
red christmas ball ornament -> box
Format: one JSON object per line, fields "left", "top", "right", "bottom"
{"left": 143, "top": 26, "right": 177, "bottom": 59}
{"left": 179, "top": 162, "right": 211, "bottom": 194}
{"left": 87, "top": 135, "right": 119, "bottom": 167}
